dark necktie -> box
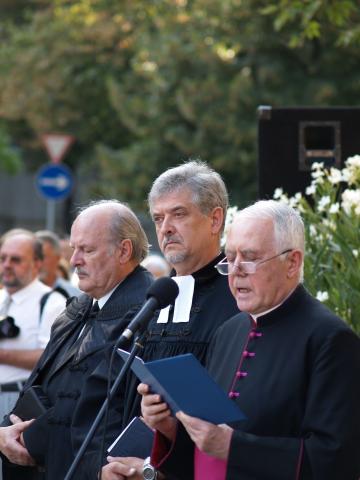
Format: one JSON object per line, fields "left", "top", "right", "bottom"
{"left": 91, "top": 301, "right": 100, "bottom": 315}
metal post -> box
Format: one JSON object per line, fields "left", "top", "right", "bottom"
{"left": 46, "top": 199, "right": 56, "bottom": 230}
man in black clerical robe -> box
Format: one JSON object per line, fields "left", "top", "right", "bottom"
{"left": 139, "top": 200, "right": 360, "bottom": 480}
{"left": 92, "top": 161, "right": 239, "bottom": 480}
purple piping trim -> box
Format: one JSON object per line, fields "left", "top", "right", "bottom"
{"left": 228, "top": 317, "right": 256, "bottom": 397}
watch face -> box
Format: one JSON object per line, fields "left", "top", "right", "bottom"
{"left": 143, "top": 466, "right": 156, "bottom": 480}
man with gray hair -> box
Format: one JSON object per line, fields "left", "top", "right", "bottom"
{"left": 140, "top": 199, "right": 360, "bottom": 480}
{"left": 0, "top": 200, "right": 153, "bottom": 480}
{"left": 100, "top": 160, "right": 239, "bottom": 479}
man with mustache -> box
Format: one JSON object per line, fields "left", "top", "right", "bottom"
{"left": 99, "top": 161, "right": 239, "bottom": 479}
{"left": 0, "top": 200, "right": 153, "bottom": 480}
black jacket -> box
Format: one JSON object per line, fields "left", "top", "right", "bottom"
{"left": 154, "top": 286, "right": 360, "bottom": 480}
{"left": 2, "top": 265, "right": 153, "bottom": 480}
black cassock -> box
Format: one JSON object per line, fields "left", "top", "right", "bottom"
{"left": 154, "top": 285, "right": 360, "bottom": 480}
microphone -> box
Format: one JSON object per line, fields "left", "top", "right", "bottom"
{"left": 119, "top": 277, "right": 179, "bottom": 343}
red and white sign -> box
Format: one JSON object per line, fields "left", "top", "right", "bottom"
{"left": 42, "top": 134, "right": 75, "bottom": 164}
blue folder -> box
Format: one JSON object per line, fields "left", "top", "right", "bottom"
{"left": 118, "top": 350, "right": 246, "bottom": 425}
{"left": 107, "top": 416, "right": 154, "bottom": 458}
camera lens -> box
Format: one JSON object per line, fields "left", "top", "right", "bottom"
{"left": 0, "top": 316, "right": 20, "bottom": 339}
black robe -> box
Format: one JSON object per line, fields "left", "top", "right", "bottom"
{"left": 153, "top": 285, "right": 360, "bottom": 480}
{"left": 1, "top": 265, "right": 153, "bottom": 480}
{"left": 73, "top": 254, "right": 239, "bottom": 479}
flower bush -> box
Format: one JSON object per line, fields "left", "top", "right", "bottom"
{"left": 273, "top": 155, "right": 360, "bottom": 334}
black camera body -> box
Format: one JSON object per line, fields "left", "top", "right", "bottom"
{"left": 0, "top": 316, "right": 20, "bottom": 339}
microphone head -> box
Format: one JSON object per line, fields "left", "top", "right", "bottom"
{"left": 146, "top": 277, "right": 179, "bottom": 309}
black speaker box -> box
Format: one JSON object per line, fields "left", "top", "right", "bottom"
{"left": 257, "top": 106, "right": 360, "bottom": 198}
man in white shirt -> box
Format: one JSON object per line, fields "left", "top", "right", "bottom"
{"left": 0, "top": 230, "right": 66, "bottom": 420}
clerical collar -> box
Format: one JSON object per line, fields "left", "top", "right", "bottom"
{"left": 157, "top": 275, "right": 195, "bottom": 324}
{"left": 250, "top": 286, "right": 298, "bottom": 323}
{"left": 157, "top": 253, "right": 223, "bottom": 324}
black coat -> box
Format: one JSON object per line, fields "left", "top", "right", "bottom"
{"left": 74, "top": 254, "right": 239, "bottom": 479}
{"left": 2, "top": 265, "right": 153, "bottom": 480}
{"left": 154, "top": 285, "right": 360, "bottom": 480}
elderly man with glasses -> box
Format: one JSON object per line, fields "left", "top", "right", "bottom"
{"left": 140, "top": 200, "right": 360, "bottom": 480}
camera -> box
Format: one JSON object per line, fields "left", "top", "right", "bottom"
{"left": 0, "top": 316, "right": 20, "bottom": 339}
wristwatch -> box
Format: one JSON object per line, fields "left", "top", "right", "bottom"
{"left": 143, "top": 456, "right": 157, "bottom": 480}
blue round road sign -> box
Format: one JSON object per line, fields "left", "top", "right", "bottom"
{"left": 36, "top": 164, "right": 74, "bottom": 201}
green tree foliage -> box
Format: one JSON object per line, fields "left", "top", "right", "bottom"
{"left": 0, "top": 124, "right": 22, "bottom": 174}
{"left": 0, "top": 0, "right": 359, "bottom": 208}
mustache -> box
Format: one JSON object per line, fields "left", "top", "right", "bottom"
{"left": 75, "top": 268, "right": 88, "bottom": 276}
{"left": 162, "top": 235, "right": 183, "bottom": 249}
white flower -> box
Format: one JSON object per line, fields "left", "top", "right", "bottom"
{"left": 309, "top": 225, "right": 317, "bottom": 237}
{"left": 328, "top": 168, "right": 342, "bottom": 184}
{"left": 341, "top": 189, "right": 360, "bottom": 215}
{"left": 342, "top": 167, "right": 351, "bottom": 183}
{"left": 278, "top": 195, "right": 290, "bottom": 205}
{"left": 329, "top": 203, "right": 339, "bottom": 214}
{"left": 288, "top": 196, "right": 299, "bottom": 208}
{"left": 316, "top": 291, "right": 329, "bottom": 302}
{"left": 343, "top": 155, "right": 360, "bottom": 185}
{"left": 317, "top": 196, "right": 331, "bottom": 212}
{"left": 294, "top": 192, "right": 302, "bottom": 201}
{"left": 352, "top": 249, "right": 359, "bottom": 258}
{"left": 322, "top": 218, "right": 336, "bottom": 231}
{"left": 273, "top": 188, "right": 283, "bottom": 199}
{"left": 306, "top": 184, "right": 316, "bottom": 196}
{"left": 311, "top": 169, "right": 325, "bottom": 180}
{"left": 346, "top": 154, "right": 360, "bottom": 168}
{"left": 311, "top": 162, "right": 324, "bottom": 170}
{"left": 222, "top": 206, "right": 239, "bottom": 246}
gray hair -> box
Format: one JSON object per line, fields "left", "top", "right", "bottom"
{"left": 77, "top": 200, "right": 149, "bottom": 262}
{"left": 35, "top": 230, "right": 61, "bottom": 255}
{"left": 148, "top": 160, "right": 229, "bottom": 232}
{"left": 236, "top": 200, "right": 305, "bottom": 279}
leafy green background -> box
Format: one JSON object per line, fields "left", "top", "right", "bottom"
{"left": 0, "top": 0, "right": 359, "bottom": 211}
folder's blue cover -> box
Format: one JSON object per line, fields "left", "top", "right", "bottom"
{"left": 107, "top": 416, "right": 154, "bottom": 457}
{"left": 118, "top": 350, "right": 245, "bottom": 425}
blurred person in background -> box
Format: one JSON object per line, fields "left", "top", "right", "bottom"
{"left": 56, "top": 257, "right": 71, "bottom": 281}
{"left": 35, "top": 230, "right": 80, "bottom": 298}
{"left": 59, "top": 235, "right": 80, "bottom": 288}
{"left": 0, "top": 230, "right": 66, "bottom": 420}
{"left": 141, "top": 253, "right": 171, "bottom": 278}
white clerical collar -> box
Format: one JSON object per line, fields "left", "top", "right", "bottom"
{"left": 157, "top": 275, "right": 195, "bottom": 324}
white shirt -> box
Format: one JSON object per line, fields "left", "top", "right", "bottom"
{"left": 0, "top": 279, "right": 66, "bottom": 383}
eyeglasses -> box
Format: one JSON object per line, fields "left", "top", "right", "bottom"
{"left": 215, "top": 249, "right": 293, "bottom": 276}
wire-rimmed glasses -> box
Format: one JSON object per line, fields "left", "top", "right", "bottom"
{"left": 215, "top": 249, "right": 293, "bottom": 275}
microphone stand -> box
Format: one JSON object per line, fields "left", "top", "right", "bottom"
{"left": 64, "top": 334, "right": 146, "bottom": 480}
